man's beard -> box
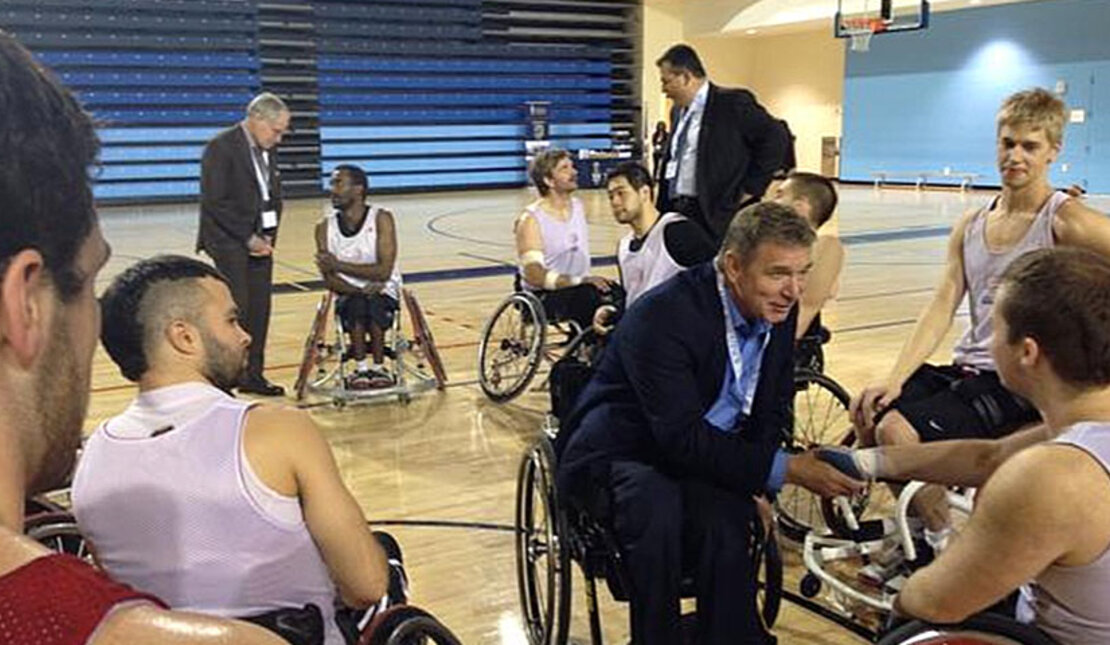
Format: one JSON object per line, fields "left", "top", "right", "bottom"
{"left": 27, "top": 314, "right": 87, "bottom": 494}
{"left": 200, "top": 329, "right": 247, "bottom": 394}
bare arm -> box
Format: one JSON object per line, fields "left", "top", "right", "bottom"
{"left": 876, "top": 423, "right": 1053, "bottom": 487}
{"left": 94, "top": 605, "right": 286, "bottom": 645}
{"left": 244, "top": 407, "right": 388, "bottom": 608}
{"left": 333, "top": 209, "right": 398, "bottom": 282}
{"left": 1053, "top": 198, "right": 1110, "bottom": 258}
{"left": 795, "top": 236, "right": 844, "bottom": 340}
{"left": 896, "top": 444, "right": 1105, "bottom": 623}
{"left": 314, "top": 219, "right": 369, "bottom": 295}
{"left": 851, "top": 211, "right": 974, "bottom": 430}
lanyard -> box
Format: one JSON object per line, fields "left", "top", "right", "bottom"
{"left": 247, "top": 145, "right": 271, "bottom": 204}
{"left": 716, "top": 271, "right": 769, "bottom": 415}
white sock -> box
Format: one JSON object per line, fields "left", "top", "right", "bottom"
{"left": 357, "top": 360, "right": 370, "bottom": 372}
{"left": 373, "top": 362, "right": 385, "bottom": 373}
{"left": 924, "top": 527, "right": 952, "bottom": 552}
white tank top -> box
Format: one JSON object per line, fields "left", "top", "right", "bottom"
{"left": 618, "top": 212, "right": 687, "bottom": 307}
{"left": 327, "top": 205, "right": 402, "bottom": 300}
{"left": 1018, "top": 421, "right": 1110, "bottom": 643}
{"left": 72, "top": 394, "right": 344, "bottom": 644}
{"left": 952, "top": 191, "right": 1067, "bottom": 369}
{"left": 519, "top": 197, "right": 590, "bottom": 290}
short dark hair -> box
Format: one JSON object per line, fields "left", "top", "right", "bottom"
{"left": 333, "top": 164, "right": 368, "bottom": 195}
{"left": 606, "top": 161, "right": 654, "bottom": 192}
{"left": 100, "top": 255, "right": 229, "bottom": 382}
{"left": 998, "top": 247, "right": 1110, "bottom": 387}
{"left": 529, "top": 148, "right": 572, "bottom": 197}
{"left": 655, "top": 44, "right": 706, "bottom": 78}
{"left": 784, "top": 172, "right": 839, "bottom": 228}
{"left": 0, "top": 32, "right": 100, "bottom": 301}
{"left": 719, "top": 201, "right": 815, "bottom": 265}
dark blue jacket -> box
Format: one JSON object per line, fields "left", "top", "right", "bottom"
{"left": 555, "top": 262, "right": 796, "bottom": 498}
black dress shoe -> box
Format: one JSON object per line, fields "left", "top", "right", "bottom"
{"left": 239, "top": 378, "right": 286, "bottom": 397}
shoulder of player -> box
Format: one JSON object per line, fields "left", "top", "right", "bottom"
{"left": 244, "top": 403, "right": 318, "bottom": 440}
{"left": 0, "top": 527, "right": 51, "bottom": 578}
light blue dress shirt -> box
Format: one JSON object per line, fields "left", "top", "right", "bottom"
{"left": 703, "top": 279, "right": 789, "bottom": 492}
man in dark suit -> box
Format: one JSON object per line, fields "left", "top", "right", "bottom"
{"left": 654, "top": 44, "right": 790, "bottom": 244}
{"left": 198, "top": 92, "right": 291, "bottom": 396}
{"left": 556, "top": 202, "right": 863, "bottom": 644}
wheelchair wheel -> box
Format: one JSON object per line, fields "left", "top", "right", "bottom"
{"left": 775, "top": 369, "right": 854, "bottom": 543}
{"left": 514, "top": 438, "right": 570, "bottom": 645}
{"left": 23, "top": 511, "right": 98, "bottom": 567}
{"left": 877, "top": 612, "right": 1058, "bottom": 645}
{"left": 479, "top": 292, "right": 547, "bottom": 403}
{"left": 294, "top": 291, "right": 334, "bottom": 401}
{"left": 754, "top": 527, "right": 783, "bottom": 630}
{"left": 359, "top": 605, "right": 463, "bottom": 645}
{"left": 403, "top": 288, "right": 447, "bottom": 390}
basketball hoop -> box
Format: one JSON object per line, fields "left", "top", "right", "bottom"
{"left": 843, "top": 17, "right": 886, "bottom": 52}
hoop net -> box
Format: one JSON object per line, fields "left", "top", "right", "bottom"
{"left": 843, "top": 17, "right": 886, "bottom": 52}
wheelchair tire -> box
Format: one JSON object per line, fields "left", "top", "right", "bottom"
{"left": 23, "top": 511, "right": 98, "bottom": 567}
{"left": 775, "top": 369, "right": 854, "bottom": 543}
{"left": 514, "top": 438, "right": 570, "bottom": 645}
{"left": 876, "top": 612, "right": 1058, "bottom": 645}
{"left": 403, "top": 288, "right": 447, "bottom": 390}
{"left": 359, "top": 605, "right": 463, "bottom": 645}
{"left": 294, "top": 291, "right": 334, "bottom": 402}
{"left": 479, "top": 292, "right": 547, "bottom": 403}
{"left": 755, "top": 528, "right": 783, "bottom": 630}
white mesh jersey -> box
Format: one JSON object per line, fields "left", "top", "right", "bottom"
{"left": 617, "top": 211, "right": 688, "bottom": 307}
{"left": 72, "top": 391, "right": 344, "bottom": 644}
{"left": 326, "top": 205, "right": 402, "bottom": 300}
{"left": 518, "top": 197, "right": 590, "bottom": 290}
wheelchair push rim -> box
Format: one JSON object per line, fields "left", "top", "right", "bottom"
{"left": 514, "top": 439, "right": 570, "bottom": 645}
{"left": 479, "top": 292, "right": 547, "bottom": 403}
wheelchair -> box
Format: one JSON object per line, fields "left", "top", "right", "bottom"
{"left": 294, "top": 287, "right": 446, "bottom": 407}
{"left": 21, "top": 504, "right": 462, "bottom": 645}
{"left": 514, "top": 435, "right": 783, "bottom": 645}
{"left": 800, "top": 481, "right": 975, "bottom": 625}
{"left": 876, "top": 612, "right": 1058, "bottom": 645}
{"left": 477, "top": 279, "right": 619, "bottom": 404}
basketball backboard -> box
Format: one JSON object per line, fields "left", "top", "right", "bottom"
{"left": 835, "top": 0, "right": 929, "bottom": 51}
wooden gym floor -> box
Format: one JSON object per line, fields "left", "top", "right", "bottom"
{"left": 83, "top": 185, "right": 1110, "bottom": 644}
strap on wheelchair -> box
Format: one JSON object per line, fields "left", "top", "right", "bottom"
{"left": 239, "top": 603, "right": 324, "bottom": 645}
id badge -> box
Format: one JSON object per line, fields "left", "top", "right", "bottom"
{"left": 664, "top": 160, "right": 678, "bottom": 180}
{"left": 261, "top": 209, "right": 278, "bottom": 229}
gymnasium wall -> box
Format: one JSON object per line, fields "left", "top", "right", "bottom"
{"left": 840, "top": 0, "right": 1110, "bottom": 192}
{"left": 2, "top": 0, "right": 638, "bottom": 202}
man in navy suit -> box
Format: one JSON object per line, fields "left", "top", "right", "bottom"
{"left": 557, "top": 202, "right": 864, "bottom": 644}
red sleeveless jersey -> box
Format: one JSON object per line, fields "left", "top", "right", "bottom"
{"left": 0, "top": 553, "right": 165, "bottom": 645}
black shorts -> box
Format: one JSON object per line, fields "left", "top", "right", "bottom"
{"left": 883, "top": 364, "right": 1040, "bottom": 442}
{"left": 336, "top": 292, "right": 398, "bottom": 331}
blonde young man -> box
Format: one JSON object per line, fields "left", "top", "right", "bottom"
{"left": 849, "top": 88, "right": 1110, "bottom": 540}
{"left": 515, "top": 148, "right": 613, "bottom": 331}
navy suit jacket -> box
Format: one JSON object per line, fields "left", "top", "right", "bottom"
{"left": 555, "top": 262, "right": 797, "bottom": 499}
{"left": 655, "top": 83, "right": 789, "bottom": 241}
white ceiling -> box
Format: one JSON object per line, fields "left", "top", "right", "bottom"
{"left": 677, "top": 0, "right": 1043, "bottom": 37}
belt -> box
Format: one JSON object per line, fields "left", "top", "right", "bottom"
{"left": 671, "top": 195, "right": 700, "bottom": 210}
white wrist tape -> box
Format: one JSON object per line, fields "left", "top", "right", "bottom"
{"left": 570, "top": 275, "right": 583, "bottom": 286}
{"left": 543, "top": 270, "right": 561, "bottom": 290}
{"left": 519, "top": 250, "right": 545, "bottom": 266}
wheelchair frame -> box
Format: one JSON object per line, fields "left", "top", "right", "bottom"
{"left": 477, "top": 289, "right": 590, "bottom": 403}
{"left": 514, "top": 435, "right": 783, "bottom": 645}
{"left": 294, "top": 287, "right": 446, "bottom": 407}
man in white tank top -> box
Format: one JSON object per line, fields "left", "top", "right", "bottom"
{"left": 848, "top": 88, "right": 1110, "bottom": 537}
{"left": 316, "top": 165, "right": 402, "bottom": 389}
{"left": 73, "top": 256, "right": 390, "bottom": 645}
{"left": 873, "top": 248, "right": 1110, "bottom": 643}
{"left": 592, "top": 161, "right": 714, "bottom": 334}
{"left": 516, "top": 148, "right": 616, "bottom": 331}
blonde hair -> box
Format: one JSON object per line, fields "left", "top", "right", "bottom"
{"left": 996, "top": 88, "right": 1067, "bottom": 147}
